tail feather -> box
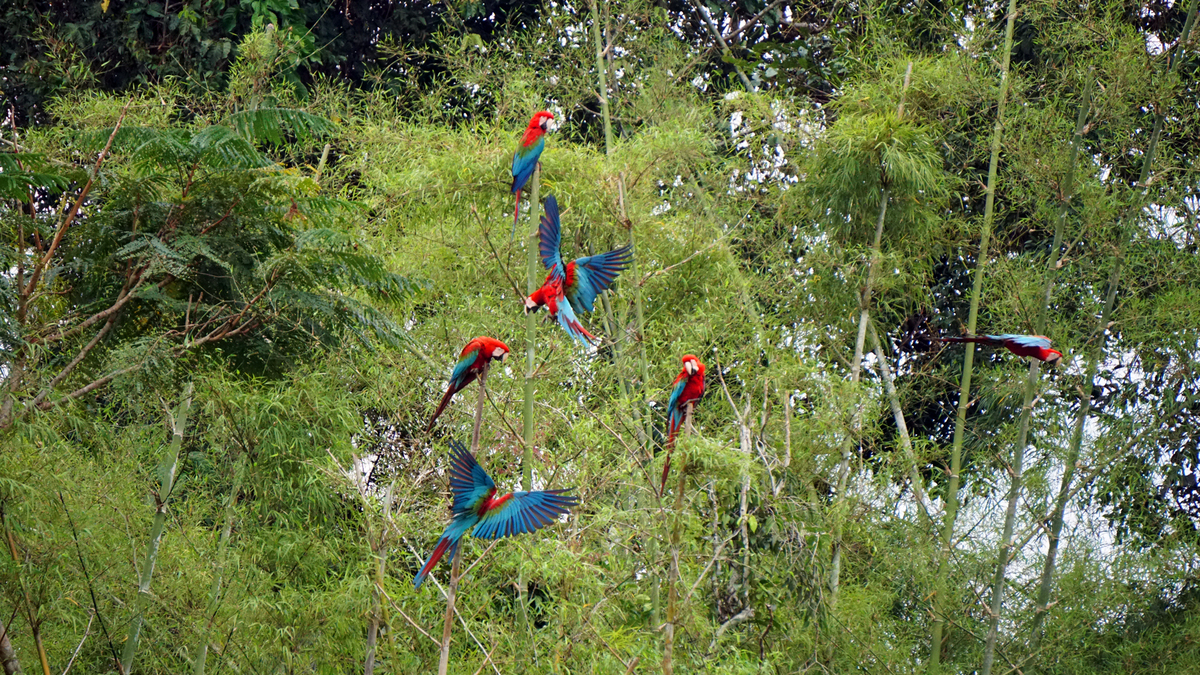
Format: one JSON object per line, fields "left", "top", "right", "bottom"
{"left": 511, "top": 191, "right": 522, "bottom": 241}
{"left": 660, "top": 420, "right": 681, "bottom": 496}
{"left": 413, "top": 536, "right": 456, "bottom": 589}
{"left": 938, "top": 335, "right": 999, "bottom": 346}
{"left": 426, "top": 385, "right": 458, "bottom": 432}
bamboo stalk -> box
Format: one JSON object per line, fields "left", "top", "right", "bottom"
{"left": 0, "top": 613, "right": 19, "bottom": 675}
{"left": 437, "top": 366, "right": 490, "bottom": 675}
{"left": 929, "top": 4, "right": 1020, "bottom": 668}
{"left": 436, "top": 551, "right": 463, "bottom": 675}
{"left": 522, "top": 167, "right": 541, "bottom": 491}
{"left": 979, "top": 75, "right": 1093, "bottom": 675}
{"left": 663, "top": 402, "right": 693, "bottom": 675}
{"left": 2, "top": 506, "right": 43, "bottom": 675}
{"left": 123, "top": 383, "right": 195, "bottom": 674}
{"left": 365, "top": 480, "right": 398, "bottom": 675}
{"left": 619, "top": 172, "right": 660, "bottom": 625}
{"left": 590, "top": 0, "right": 614, "bottom": 153}
{"left": 827, "top": 62, "right": 911, "bottom": 664}
{"left": 1028, "top": 6, "right": 1196, "bottom": 662}
{"left": 867, "top": 322, "right": 932, "bottom": 522}
{"left": 194, "top": 450, "right": 247, "bottom": 675}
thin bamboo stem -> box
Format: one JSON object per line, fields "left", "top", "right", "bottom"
{"left": 365, "top": 480, "right": 395, "bottom": 675}
{"left": 619, "top": 172, "right": 659, "bottom": 625}
{"left": 663, "top": 402, "right": 693, "bottom": 675}
{"left": 984, "top": 75, "right": 1093, "bottom": 675}
{"left": 123, "top": 383, "right": 195, "bottom": 675}
{"left": 929, "top": 3, "right": 1019, "bottom": 669}
{"left": 522, "top": 167, "right": 541, "bottom": 491}
{"left": 590, "top": 0, "right": 614, "bottom": 153}
{"left": 436, "top": 551, "right": 462, "bottom": 675}
{"left": 868, "top": 322, "right": 932, "bottom": 522}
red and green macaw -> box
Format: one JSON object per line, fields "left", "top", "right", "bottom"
{"left": 427, "top": 337, "right": 511, "bottom": 432}
{"left": 661, "top": 354, "right": 706, "bottom": 493}
{"left": 525, "top": 277, "right": 598, "bottom": 348}
{"left": 413, "top": 439, "right": 578, "bottom": 589}
{"left": 939, "top": 334, "right": 1063, "bottom": 364}
{"left": 537, "top": 194, "right": 632, "bottom": 316}
{"left": 512, "top": 111, "right": 555, "bottom": 236}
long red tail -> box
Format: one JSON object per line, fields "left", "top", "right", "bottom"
{"left": 659, "top": 426, "right": 679, "bottom": 496}
{"left": 413, "top": 537, "right": 455, "bottom": 588}
{"left": 511, "top": 191, "right": 521, "bottom": 240}
{"left": 938, "top": 335, "right": 996, "bottom": 346}
{"left": 426, "top": 385, "right": 458, "bottom": 432}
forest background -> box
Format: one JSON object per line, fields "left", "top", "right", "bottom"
{"left": 2, "top": 0, "right": 1199, "bottom": 673}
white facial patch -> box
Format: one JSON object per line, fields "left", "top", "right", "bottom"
{"left": 492, "top": 347, "right": 506, "bottom": 358}
{"left": 544, "top": 117, "right": 558, "bottom": 132}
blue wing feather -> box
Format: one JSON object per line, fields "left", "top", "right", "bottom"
{"left": 666, "top": 376, "right": 688, "bottom": 435}
{"left": 470, "top": 490, "right": 578, "bottom": 540}
{"left": 448, "top": 440, "right": 495, "bottom": 515}
{"left": 512, "top": 137, "right": 546, "bottom": 194}
{"left": 448, "top": 348, "right": 480, "bottom": 391}
{"left": 539, "top": 195, "right": 565, "bottom": 280}
{"left": 990, "top": 334, "right": 1053, "bottom": 349}
{"left": 567, "top": 245, "right": 632, "bottom": 314}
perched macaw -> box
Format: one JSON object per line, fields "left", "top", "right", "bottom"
{"left": 661, "top": 354, "right": 706, "bottom": 494}
{"left": 538, "top": 194, "right": 632, "bottom": 316}
{"left": 512, "top": 111, "right": 556, "bottom": 236}
{"left": 525, "top": 278, "right": 598, "bottom": 349}
{"left": 939, "top": 334, "right": 1063, "bottom": 365}
{"left": 427, "top": 337, "right": 511, "bottom": 432}
{"left": 413, "top": 439, "right": 578, "bottom": 589}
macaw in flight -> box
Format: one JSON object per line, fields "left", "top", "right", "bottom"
{"left": 537, "top": 194, "right": 633, "bottom": 316}
{"left": 661, "top": 354, "right": 706, "bottom": 494}
{"left": 938, "top": 334, "right": 1063, "bottom": 365}
{"left": 512, "top": 111, "right": 556, "bottom": 237}
{"left": 525, "top": 277, "right": 598, "bottom": 349}
{"left": 413, "top": 439, "right": 578, "bottom": 589}
{"left": 427, "top": 337, "right": 511, "bottom": 432}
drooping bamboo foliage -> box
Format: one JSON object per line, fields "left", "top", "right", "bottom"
{"left": 122, "top": 383, "right": 194, "bottom": 675}
{"left": 827, "top": 63, "right": 913, "bottom": 660}
{"left": 1027, "top": 4, "right": 1199, "bottom": 665}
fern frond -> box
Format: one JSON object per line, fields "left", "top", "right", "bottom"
{"left": 225, "top": 108, "right": 336, "bottom": 146}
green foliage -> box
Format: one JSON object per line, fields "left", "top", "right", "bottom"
{"left": 2, "top": 1, "right": 1199, "bottom": 674}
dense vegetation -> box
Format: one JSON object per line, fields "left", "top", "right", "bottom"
{"left": 2, "top": 0, "right": 1199, "bottom": 673}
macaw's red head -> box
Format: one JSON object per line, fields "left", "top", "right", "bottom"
{"left": 529, "top": 110, "right": 555, "bottom": 132}
{"left": 481, "top": 337, "right": 511, "bottom": 363}
{"left": 682, "top": 354, "right": 703, "bottom": 376}
{"left": 1043, "top": 348, "right": 1063, "bottom": 366}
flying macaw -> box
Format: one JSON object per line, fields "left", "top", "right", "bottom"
{"left": 538, "top": 194, "right": 632, "bottom": 316}
{"left": 512, "top": 111, "right": 556, "bottom": 236}
{"left": 661, "top": 354, "right": 706, "bottom": 494}
{"left": 938, "top": 334, "right": 1063, "bottom": 365}
{"left": 525, "top": 278, "right": 598, "bottom": 348}
{"left": 413, "top": 439, "right": 578, "bottom": 589}
{"left": 427, "top": 337, "right": 511, "bottom": 432}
